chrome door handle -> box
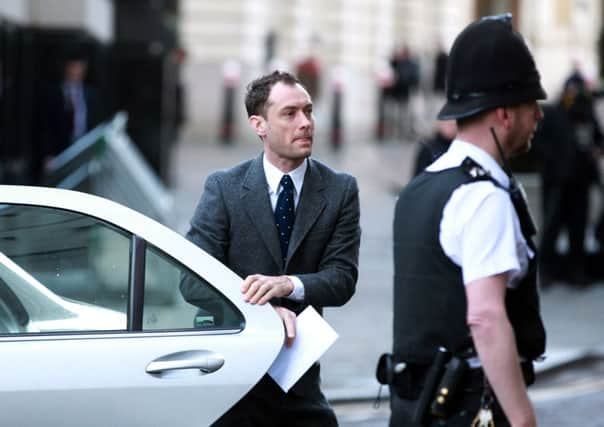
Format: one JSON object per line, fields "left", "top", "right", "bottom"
{"left": 146, "top": 350, "right": 224, "bottom": 374}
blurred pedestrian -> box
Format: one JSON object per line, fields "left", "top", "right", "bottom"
{"left": 429, "top": 44, "right": 449, "bottom": 120}
{"left": 412, "top": 119, "right": 456, "bottom": 177}
{"left": 389, "top": 44, "right": 420, "bottom": 139}
{"left": 432, "top": 46, "right": 448, "bottom": 96}
{"left": 41, "top": 54, "right": 100, "bottom": 168}
{"left": 390, "top": 14, "right": 545, "bottom": 426}
{"left": 563, "top": 62, "right": 587, "bottom": 93}
{"left": 296, "top": 55, "right": 321, "bottom": 101}
{"left": 533, "top": 74, "right": 603, "bottom": 285}
{"left": 182, "top": 70, "right": 361, "bottom": 427}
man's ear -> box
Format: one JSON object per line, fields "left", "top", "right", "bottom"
{"left": 494, "top": 106, "right": 512, "bottom": 130}
{"left": 248, "top": 115, "right": 267, "bottom": 137}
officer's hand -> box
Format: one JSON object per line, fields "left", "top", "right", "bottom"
{"left": 273, "top": 306, "right": 296, "bottom": 347}
{"left": 241, "top": 274, "right": 294, "bottom": 305}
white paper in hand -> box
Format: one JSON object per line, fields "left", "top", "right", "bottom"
{"left": 267, "top": 305, "right": 338, "bottom": 393}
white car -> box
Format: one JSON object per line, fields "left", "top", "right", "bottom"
{"left": 0, "top": 185, "right": 284, "bottom": 427}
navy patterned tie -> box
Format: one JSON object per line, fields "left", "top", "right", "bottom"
{"left": 275, "top": 174, "right": 295, "bottom": 265}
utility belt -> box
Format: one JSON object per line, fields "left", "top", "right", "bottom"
{"left": 376, "top": 349, "right": 535, "bottom": 424}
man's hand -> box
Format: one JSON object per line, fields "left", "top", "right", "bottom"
{"left": 273, "top": 306, "right": 296, "bottom": 347}
{"left": 241, "top": 274, "right": 294, "bottom": 305}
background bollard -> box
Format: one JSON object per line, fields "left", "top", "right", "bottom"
{"left": 219, "top": 60, "right": 241, "bottom": 144}
{"left": 330, "top": 75, "right": 344, "bottom": 151}
{"left": 375, "top": 63, "right": 394, "bottom": 142}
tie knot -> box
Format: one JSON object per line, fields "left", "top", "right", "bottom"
{"left": 280, "top": 175, "right": 293, "bottom": 191}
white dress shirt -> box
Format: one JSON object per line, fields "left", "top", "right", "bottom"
{"left": 263, "top": 155, "right": 307, "bottom": 301}
{"left": 426, "top": 139, "right": 533, "bottom": 287}
{"left": 64, "top": 82, "right": 87, "bottom": 140}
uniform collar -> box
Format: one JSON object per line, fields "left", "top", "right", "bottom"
{"left": 427, "top": 138, "right": 510, "bottom": 188}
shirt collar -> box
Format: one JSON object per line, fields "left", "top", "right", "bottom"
{"left": 64, "top": 81, "right": 82, "bottom": 91}
{"left": 427, "top": 138, "right": 510, "bottom": 188}
{"left": 263, "top": 154, "right": 307, "bottom": 196}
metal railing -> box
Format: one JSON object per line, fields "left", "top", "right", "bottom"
{"left": 43, "top": 112, "right": 173, "bottom": 225}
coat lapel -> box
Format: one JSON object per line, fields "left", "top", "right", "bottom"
{"left": 241, "top": 154, "right": 283, "bottom": 268}
{"left": 287, "top": 159, "right": 327, "bottom": 263}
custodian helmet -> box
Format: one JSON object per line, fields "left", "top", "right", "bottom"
{"left": 438, "top": 13, "right": 547, "bottom": 120}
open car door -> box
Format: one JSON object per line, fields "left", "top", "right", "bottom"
{"left": 0, "top": 186, "right": 284, "bottom": 427}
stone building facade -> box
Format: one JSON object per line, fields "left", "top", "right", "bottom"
{"left": 180, "top": 0, "right": 603, "bottom": 141}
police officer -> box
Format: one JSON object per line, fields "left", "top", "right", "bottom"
{"left": 391, "top": 15, "right": 546, "bottom": 427}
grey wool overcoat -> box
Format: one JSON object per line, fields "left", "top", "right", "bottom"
{"left": 182, "top": 153, "right": 361, "bottom": 396}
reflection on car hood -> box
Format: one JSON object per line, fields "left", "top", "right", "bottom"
{"left": 0, "top": 251, "right": 125, "bottom": 333}
{"left": 29, "top": 299, "right": 125, "bottom": 332}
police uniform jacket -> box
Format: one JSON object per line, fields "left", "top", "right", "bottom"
{"left": 393, "top": 139, "right": 546, "bottom": 372}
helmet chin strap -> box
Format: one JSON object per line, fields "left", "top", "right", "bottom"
{"left": 489, "top": 127, "right": 513, "bottom": 177}
{"left": 489, "top": 128, "right": 538, "bottom": 237}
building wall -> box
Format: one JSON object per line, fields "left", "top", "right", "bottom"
{"left": 0, "top": 0, "right": 28, "bottom": 23}
{"left": 180, "top": 0, "right": 603, "bottom": 141}
{"left": 82, "top": 0, "right": 114, "bottom": 43}
{"left": 0, "top": 0, "right": 113, "bottom": 42}
{"left": 525, "top": 0, "right": 601, "bottom": 99}
{"left": 29, "top": 0, "right": 114, "bottom": 42}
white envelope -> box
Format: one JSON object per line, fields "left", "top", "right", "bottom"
{"left": 268, "top": 305, "right": 339, "bottom": 393}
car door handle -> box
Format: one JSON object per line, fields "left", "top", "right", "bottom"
{"left": 146, "top": 350, "right": 224, "bottom": 374}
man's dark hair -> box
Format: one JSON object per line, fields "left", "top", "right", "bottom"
{"left": 245, "top": 70, "right": 301, "bottom": 117}
{"left": 456, "top": 113, "right": 483, "bottom": 130}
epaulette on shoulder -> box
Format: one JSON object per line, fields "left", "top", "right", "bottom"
{"left": 460, "top": 156, "right": 508, "bottom": 191}
{"left": 461, "top": 156, "right": 490, "bottom": 179}
{"left": 462, "top": 157, "right": 537, "bottom": 238}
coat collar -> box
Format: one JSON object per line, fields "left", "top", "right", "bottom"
{"left": 286, "top": 159, "right": 327, "bottom": 264}
{"left": 241, "top": 153, "right": 327, "bottom": 269}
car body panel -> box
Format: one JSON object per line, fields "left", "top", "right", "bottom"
{"left": 0, "top": 185, "right": 284, "bottom": 426}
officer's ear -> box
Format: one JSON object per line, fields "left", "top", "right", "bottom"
{"left": 494, "top": 106, "right": 513, "bottom": 130}
{"left": 248, "top": 115, "right": 268, "bottom": 138}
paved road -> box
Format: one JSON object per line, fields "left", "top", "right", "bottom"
{"left": 334, "top": 355, "right": 604, "bottom": 426}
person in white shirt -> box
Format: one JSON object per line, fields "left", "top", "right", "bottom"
{"left": 391, "top": 14, "right": 546, "bottom": 427}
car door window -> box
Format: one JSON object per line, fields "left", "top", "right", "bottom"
{"left": 0, "top": 203, "right": 244, "bottom": 336}
{"left": 0, "top": 204, "right": 129, "bottom": 333}
{"left": 143, "top": 244, "right": 244, "bottom": 331}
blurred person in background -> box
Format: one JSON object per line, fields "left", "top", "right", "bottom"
{"left": 533, "top": 72, "right": 603, "bottom": 286}
{"left": 41, "top": 54, "right": 100, "bottom": 168}
{"left": 389, "top": 44, "right": 420, "bottom": 139}
{"left": 432, "top": 45, "right": 448, "bottom": 97}
{"left": 375, "top": 60, "right": 397, "bottom": 141}
{"left": 296, "top": 55, "right": 321, "bottom": 101}
{"left": 183, "top": 70, "right": 360, "bottom": 427}
{"left": 429, "top": 44, "right": 449, "bottom": 120}
{"left": 412, "top": 119, "right": 456, "bottom": 177}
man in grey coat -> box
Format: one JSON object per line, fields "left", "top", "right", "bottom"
{"left": 184, "top": 70, "right": 361, "bottom": 426}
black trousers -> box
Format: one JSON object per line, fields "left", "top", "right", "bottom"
{"left": 539, "top": 179, "right": 590, "bottom": 280}
{"left": 389, "top": 385, "right": 509, "bottom": 427}
{"left": 211, "top": 374, "right": 338, "bottom": 427}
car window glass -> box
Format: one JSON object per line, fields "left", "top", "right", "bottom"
{"left": 142, "top": 244, "right": 244, "bottom": 331}
{"left": 0, "top": 204, "right": 128, "bottom": 334}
